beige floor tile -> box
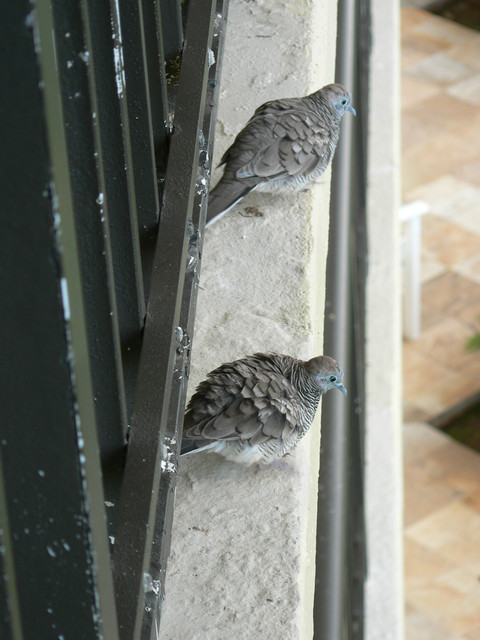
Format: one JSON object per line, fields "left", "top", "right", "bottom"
{"left": 406, "top": 501, "right": 480, "bottom": 565}
{"left": 456, "top": 300, "right": 480, "bottom": 330}
{"left": 403, "top": 422, "right": 452, "bottom": 464}
{"left": 404, "top": 174, "right": 480, "bottom": 216}
{"left": 414, "top": 316, "right": 480, "bottom": 373}
{"left": 455, "top": 356, "right": 480, "bottom": 390}
{"left": 430, "top": 443, "right": 480, "bottom": 496}
{"left": 431, "top": 566, "right": 480, "bottom": 634}
{"left": 453, "top": 158, "right": 480, "bottom": 185}
{"left": 464, "top": 556, "right": 480, "bottom": 574}
{"left": 404, "top": 422, "right": 480, "bottom": 485}
{"left": 405, "top": 607, "right": 465, "bottom": 640}
{"left": 412, "top": 14, "right": 480, "bottom": 46}
{"left": 401, "top": 100, "right": 479, "bottom": 154}
{"left": 403, "top": 344, "right": 449, "bottom": 395}
{"left": 401, "top": 75, "right": 443, "bottom": 110}
{"left": 402, "top": 157, "right": 441, "bottom": 193}
{"left": 403, "top": 344, "right": 476, "bottom": 418}
{"left": 453, "top": 254, "right": 480, "bottom": 286}
{"left": 401, "top": 7, "right": 433, "bottom": 32}
{"left": 448, "top": 73, "right": 480, "bottom": 106}
{"left": 405, "top": 446, "right": 453, "bottom": 486}
{"left": 465, "top": 624, "right": 480, "bottom": 640}
{"left": 434, "top": 198, "right": 480, "bottom": 229}
{"left": 403, "top": 401, "right": 431, "bottom": 423}
{"left": 403, "top": 125, "right": 480, "bottom": 178}
{"left": 422, "top": 215, "right": 480, "bottom": 268}
{"left": 406, "top": 373, "right": 479, "bottom": 421}
{"left": 421, "top": 272, "right": 480, "bottom": 331}
{"left": 402, "top": 111, "right": 440, "bottom": 151}
{"left": 408, "top": 578, "right": 480, "bottom": 636}
{"left": 420, "top": 255, "right": 447, "bottom": 284}
{"left": 406, "top": 93, "right": 479, "bottom": 136}
{"left": 455, "top": 210, "right": 480, "bottom": 238}
{"left": 405, "top": 52, "right": 476, "bottom": 84}
{"left": 402, "top": 34, "right": 452, "bottom": 69}
{"left": 463, "top": 488, "right": 480, "bottom": 514}
{"left": 403, "top": 425, "right": 480, "bottom": 637}
{"left": 437, "top": 565, "right": 480, "bottom": 597}
{"left": 454, "top": 112, "right": 480, "bottom": 154}
{"left": 404, "top": 463, "right": 462, "bottom": 527}
{"left": 404, "top": 538, "right": 456, "bottom": 590}
{"left": 447, "top": 39, "right": 480, "bottom": 72}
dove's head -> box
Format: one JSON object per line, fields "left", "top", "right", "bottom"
{"left": 305, "top": 356, "right": 347, "bottom": 395}
{"left": 322, "top": 83, "right": 356, "bottom": 118}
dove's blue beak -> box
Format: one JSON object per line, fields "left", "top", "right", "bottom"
{"left": 335, "top": 382, "right": 347, "bottom": 395}
{"left": 347, "top": 105, "right": 356, "bottom": 116}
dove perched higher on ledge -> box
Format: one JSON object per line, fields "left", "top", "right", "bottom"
{"left": 181, "top": 352, "right": 346, "bottom": 466}
{"left": 206, "top": 83, "right": 356, "bottom": 226}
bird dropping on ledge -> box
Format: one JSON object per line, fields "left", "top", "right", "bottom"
{"left": 206, "top": 83, "right": 356, "bottom": 226}
{"left": 181, "top": 352, "right": 346, "bottom": 466}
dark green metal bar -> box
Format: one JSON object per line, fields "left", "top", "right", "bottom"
{"left": 92, "top": 0, "right": 146, "bottom": 422}
{"left": 160, "top": 0, "right": 184, "bottom": 113}
{"left": 142, "top": 0, "right": 169, "bottom": 153}
{"left": 149, "top": 4, "right": 229, "bottom": 636}
{"left": 34, "top": 1, "right": 120, "bottom": 637}
{"left": 117, "top": 0, "right": 160, "bottom": 296}
{"left": 160, "top": 0, "right": 183, "bottom": 63}
{"left": 50, "top": 0, "right": 129, "bottom": 537}
{"left": 0, "top": 453, "right": 23, "bottom": 640}
{"left": 112, "top": 1, "right": 228, "bottom": 638}
{"left": 140, "top": 0, "right": 171, "bottom": 285}
{"left": 0, "top": 1, "right": 118, "bottom": 638}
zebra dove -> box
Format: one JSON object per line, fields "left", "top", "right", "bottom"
{"left": 181, "top": 352, "right": 346, "bottom": 465}
{"left": 206, "top": 83, "right": 356, "bottom": 226}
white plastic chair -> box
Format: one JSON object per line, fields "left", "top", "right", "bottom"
{"left": 400, "top": 200, "right": 430, "bottom": 341}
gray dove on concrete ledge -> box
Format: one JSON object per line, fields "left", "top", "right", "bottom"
{"left": 206, "top": 83, "right": 356, "bottom": 226}
{"left": 181, "top": 353, "right": 346, "bottom": 465}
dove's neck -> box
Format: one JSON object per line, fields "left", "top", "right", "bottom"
{"left": 290, "top": 362, "right": 322, "bottom": 430}
{"left": 308, "top": 93, "right": 341, "bottom": 125}
{"left": 291, "top": 361, "right": 322, "bottom": 402}
{"left": 261, "top": 354, "right": 322, "bottom": 407}
{"left": 264, "top": 355, "right": 321, "bottom": 430}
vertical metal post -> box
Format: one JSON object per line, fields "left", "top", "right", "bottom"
{"left": 112, "top": 2, "right": 228, "bottom": 638}
{"left": 50, "top": 0, "right": 129, "bottom": 510}
{"left": 314, "top": 0, "right": 369, "bottom": 638}
{"left": 0, "top": 1, "right": 119, "bottom": 638}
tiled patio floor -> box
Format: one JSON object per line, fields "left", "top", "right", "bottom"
{"left": 402, "top": 7, "right": 480, "bottom": 640}
{"left": 404, "top": 423, "right": 480, "bottom": 639}
{"left": 402, "top": 7, "right": 480, "bottom": 423}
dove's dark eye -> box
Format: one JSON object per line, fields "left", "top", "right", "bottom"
{"left": 329, "top": 375, "right": 337, "bottom": 383}
{"left": 340, "top": 99, "right": 347, "bottom": 105}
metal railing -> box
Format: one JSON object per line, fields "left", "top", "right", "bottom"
{"left": 0, "top": 0, "right": 228, "bottom": 638}
{"left": 314, "top": 0, "right": 370, "bottom": 638}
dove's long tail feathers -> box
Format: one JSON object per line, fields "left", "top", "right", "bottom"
{"left": 180, "top": 440, "right": 265, "bottom": 466}
{"left": 206, "top": 179, "right": 258, "bottom": 227}
{"left": 181, "top": 440, "right": 204, "bottom": 455}
{"left": 180, "top": 440, "right": 219, "bottom": 456}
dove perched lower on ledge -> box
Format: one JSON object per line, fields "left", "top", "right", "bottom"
{"left": 206, "top": 83, "right": 356, "bottom": 226}
{"left": 181, "top": 353, "right": 346, "bottom": 466}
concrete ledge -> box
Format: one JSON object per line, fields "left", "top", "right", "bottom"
{"left": 161, "top": 0, "right": 338, "bottom": 638}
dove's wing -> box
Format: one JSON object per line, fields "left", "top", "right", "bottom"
{"left": 183, "top": 361, "right": 302, "bottom": 447}
{"left": 231, "top": 102, "right": 332, "bottom": 182}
